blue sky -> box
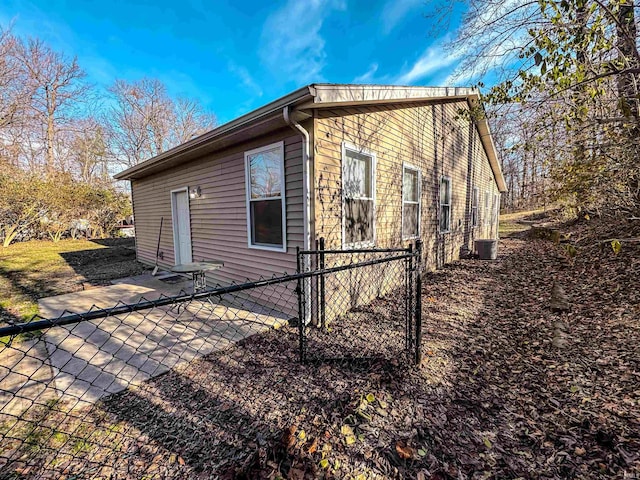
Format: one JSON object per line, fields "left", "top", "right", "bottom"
{"left": 0, "top": 0, "right": 470, "bottom": 123}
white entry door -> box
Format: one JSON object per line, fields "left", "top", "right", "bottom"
{"left": 171, "top": 189, "right": 192, "bottom": 265}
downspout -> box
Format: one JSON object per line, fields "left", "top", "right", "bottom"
{"left": 283, "top": 106, "right": 312, "bottom": 324}
{"left": 463, "top": 115, "right": 475, "bottom": 255}
{"left": 283, "top": 106, "right": 311, "bottom": 254}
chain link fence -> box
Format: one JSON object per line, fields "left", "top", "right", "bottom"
{"left": 297, "top": 240, "right": 422, "bottom": 365}
{"left": 0, "top": 242, "right": 422, "bottom": 478}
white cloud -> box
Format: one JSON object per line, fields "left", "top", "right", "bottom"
{"left": 353, "top": 63, "right": 379, "bottom": 83}
{"left": 394, "top": 41, "right": 461, "bottom": 85}
{"left": 381, "top": 0, "right": 423, "bottom": 34}
{"left": 443, "top": 33, "right": 524, "bottom": 85}
{"left": 228, "top": 62, "right": 263, "bottom": 98}
{"left": 442, "top": 56, "right": 486, "bottom": 86}
{"left": 260, "top": 0, "right": 346, "bottom": 84}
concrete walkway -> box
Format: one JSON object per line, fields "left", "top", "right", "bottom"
{"left": 0, "top": 273, "right": 290, "bottom": 416}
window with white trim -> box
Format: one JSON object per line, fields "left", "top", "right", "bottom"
{"left": 439, "top": 177, "right": 451, "bottom": 232}
{"left": 343, "top": 145, "right": 375, "bottom": 247}
{"left": 245, "top": 142, "right": 286, "bottom": 251}
{"left": 483, "top": 191, "right": 491, "bottom": 225}
{"left": 402, "top": 165, "right": 420, "bottom": 239}
{"left": 471, "top": 186, "right": 480, "bottom": 227}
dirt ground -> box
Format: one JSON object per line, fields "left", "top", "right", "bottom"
{"left": 1, "top": 218, "right": 638, "bottom": 479}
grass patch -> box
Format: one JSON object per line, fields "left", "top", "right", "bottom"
{"left": 70, "top": 435, "right": 93, "bottom": 455}
{"left": 499, "top": 208, "right": 549, "bottom": 237}
{"left": 0, "top": 238, "right": 145, "bottom": 327}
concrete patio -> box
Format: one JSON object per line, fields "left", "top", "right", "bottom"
{"left": 0, "top": 272, "right": 291, "bottom": 416}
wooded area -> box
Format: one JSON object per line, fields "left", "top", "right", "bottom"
{"left": 1, "top": 0, "right": 638, "bottom": 245}
{"left": 443, "top": 0, "right": 639, "bottom": 217}
{"left": 0, "top": 26, "right": 216, "bottom": 246}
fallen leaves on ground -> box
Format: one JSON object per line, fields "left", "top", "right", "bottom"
{"left": 3, "top": 217, "right": 638, "bottom": 479}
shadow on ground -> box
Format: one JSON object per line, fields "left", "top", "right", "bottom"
{"left": 58, "top": 238, "right": 146, "bottom": 287}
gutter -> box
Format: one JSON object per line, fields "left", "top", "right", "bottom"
{"left": 115, "top": 85, "right": 315, "bottom": 180}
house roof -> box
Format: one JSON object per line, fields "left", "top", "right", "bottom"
{"left": 114, "top": 84, "right": 507, "bottom": 192}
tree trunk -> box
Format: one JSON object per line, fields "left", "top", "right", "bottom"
{"left": 520, "top": 133, "right": 529, "bottom": 208}
{"left": 615, "top": 0, "right": 640, "bottom": 207}
{"left": 45, "top": 86, "right": 56, "bottom": 174}
{"left": 572, "top": 2, "right": 589, "bottom": 203}
{"left": 616, "top": 0, "right": 640, "bottom": 121}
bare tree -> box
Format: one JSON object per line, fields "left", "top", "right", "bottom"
{"left": 108, "top": 78, "right": 216, "bottom": 168}
{"left": 12, "top": 37, "right": 87, "bottom": 173}
{"left": 108, "top": 78, "right": 159, "bottom": 167}
{"left": 66, "top": 116, "right": 111, "bottom": 184}
{"left": 0, "top": 28, "right": 29, "bottom": 131}
{"left": 0, "top": 27, "right": 35, "bottom": 171}
{"left": 0, "top": 28, "right": 221, "bottom": 245}
{"left": 172, "top": 97, "right": 216, "bottom": 145}
{"left": 442, "top": 0, "right": 640, "bottom": 215}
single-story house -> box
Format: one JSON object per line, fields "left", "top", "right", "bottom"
{"left": 115, "top": 84, "right": 507, "bottom": 318}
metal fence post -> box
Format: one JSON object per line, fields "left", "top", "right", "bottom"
{"left": 406, "top": 242, "right": 413, "bottom": 352}
{"left": 319, "top": 237, "right": 326, "bottom": 328}
{"left": 315, "top": 238, "right": 319, "bottom": 325}
{"left": 415, "top": 239, "right": 423, "bottom": 365}
{"left": 296, "top": 246, "right": 305, "bottom": 363}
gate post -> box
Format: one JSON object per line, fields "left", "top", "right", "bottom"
{"left": 314, "top": 239, "right": 319, "bottom": 325}
{"left": 296, "top": 246, "right": 305, "bottom": 363}
{"left": 414, "top": 239, "right": 423, "bottom": 365}
{"left": 406, "top": 243, "right": 413, "bottom": 352}
{"left": 319, "top": 237, "right": 326, "bottom": 328}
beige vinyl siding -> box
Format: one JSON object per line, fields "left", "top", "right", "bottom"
{"left": 311, "top": 101, "right": 500, "bottom": 322}
{"left": 314, "top": 101, "right": 501, "bottom": 266}
{"left": 131, "top": 129, "right": 304, "bottom": 296}
{"left": 469, "top": 123, "right": 501, "bottom": 241}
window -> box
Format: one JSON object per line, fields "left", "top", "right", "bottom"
{"left": 343, "top": 144, "right": 375, "bottom": 247}
{"left": 471, "top": 186, "right": 479, "bottom": 227}
{"left": 439, "top": 177, "right": 451, "bottom": 232}
{"left": 402, "top": 165, "right": 421, "bottom": 239}
{"left": 492, "top": 193, "right": 501, "bottom": 226}
{"left": 245, "top": 142, "right": 286, "bottom": 251}
{"left": 484, "top": 191, "right": 493, "bottom": 226}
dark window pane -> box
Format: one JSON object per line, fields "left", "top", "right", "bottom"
{"left": 440, "top": 206, "right": 450, "bottom": 231}
{"left": 403, "top": 203, "right": 419, "bottom": 237}
{"left": 440, "top": 178, "right": 450, "bottom": 204}
{"left": 472, "top": 188, "right": 479, "bottom": 226}
{"left": 251, "top": 199, "right": 283, "bottom": 246}
{"left": 484, "top": 192, "right": 490, "bottom": 224}
{"left": 345, "top": 198, "right": 373, "bottom": 244}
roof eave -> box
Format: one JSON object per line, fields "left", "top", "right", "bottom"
{"left": 114, "top": 83, "right": 507, "bottom": 192}
{"left": 297, "top": 84, "right": 478, "bottom": 110}
{"left": 302, "top": 86, "right": 506, "bottom": 193}
{"left": 466, "top": 94, "right": 508, "bottom": 193}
